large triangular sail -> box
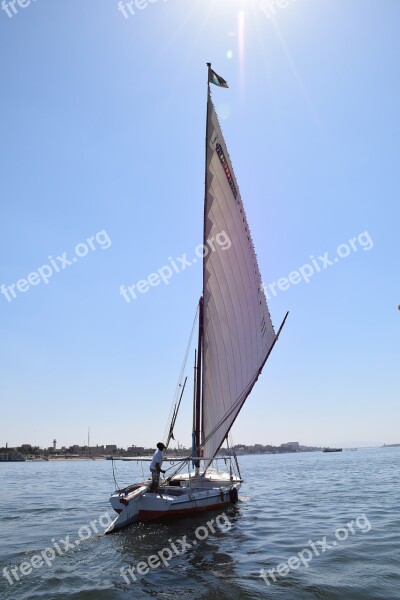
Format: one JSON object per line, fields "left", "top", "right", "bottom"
{"left": 201, "top": 84, "right": 279, "bottom": 470}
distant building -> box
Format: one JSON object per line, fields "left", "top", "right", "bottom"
{"left": 88, "top": 445, "right": 105, "bottom": 456}
{"left": 105, "top": 445, "right": 117, "bottom": 453}
{"left": 68, "top": 445, "right": 86, "bottom": 455}
{"left": 280, "top": 442, "right": 300, "bottom": 451}
{"left": 66, "top": 444, "right": 118, "bottom": 455}
{"left": 127, "top": 446, "right": 145, "bottom": 455}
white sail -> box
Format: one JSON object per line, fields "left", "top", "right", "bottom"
{"left": 201, "top": 89, "right": 277, "bottom": 470}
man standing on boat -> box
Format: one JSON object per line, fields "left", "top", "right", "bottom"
{"left": 149, "top": 442, "right": 166, "bottom": 493}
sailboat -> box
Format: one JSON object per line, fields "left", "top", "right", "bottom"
{"left": 106, "top": 65, "right": 288, "bottom": 533}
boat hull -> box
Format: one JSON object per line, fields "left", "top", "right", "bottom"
{"left": 106, "top": 474, "right": 241, "bottom": 532}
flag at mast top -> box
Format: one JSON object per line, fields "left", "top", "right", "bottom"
{"left": 207, "top": 63, "right": 229, "bottom": 88}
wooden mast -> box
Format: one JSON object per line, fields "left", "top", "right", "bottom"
{"left": 194, "top": 298, "right": 203, "bottom": 472}
{"left": 193, "top": 64, "right": 211, "bottom": 475}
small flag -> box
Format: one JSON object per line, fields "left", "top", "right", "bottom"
{"left": 208, "top": 68, "right": 229, "bottom": 88}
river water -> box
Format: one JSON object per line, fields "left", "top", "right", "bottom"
{"left": 0, "top": 448, "right": 399, "bottom": 599}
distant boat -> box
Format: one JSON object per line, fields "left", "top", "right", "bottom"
{"left": 105, "top": 65, "right": 288, "bottom": 533}
{"left": 322, "top": 448, "right": 343, "bottom": 453}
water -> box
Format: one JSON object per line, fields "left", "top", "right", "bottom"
{"left": 0, "top": 448, "right": 399, "bottom": 599}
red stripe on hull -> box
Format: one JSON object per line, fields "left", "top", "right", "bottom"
{"left": 139, "top": 501, "right": 231, "bottom": 522}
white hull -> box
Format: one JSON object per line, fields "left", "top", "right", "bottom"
{"left": 106, "top": 471, "right": 241, "bottom": 533}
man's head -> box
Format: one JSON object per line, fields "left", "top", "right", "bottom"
{"left": 157, "top": 442, "right": 165, "bottom": 451}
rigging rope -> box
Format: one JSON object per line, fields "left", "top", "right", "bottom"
{"left": 112, "top": 458, "right": 121, "bottom": 491}
{"left": 162, "top": 303, "right": 200, "bottom": 445}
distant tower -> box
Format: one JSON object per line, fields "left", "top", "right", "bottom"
{"left": 53, "top": 439, "right": 56, "bottom": 450}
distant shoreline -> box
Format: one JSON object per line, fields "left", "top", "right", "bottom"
{"left": 1, "top": 445, "right": 398, "bottom": 464}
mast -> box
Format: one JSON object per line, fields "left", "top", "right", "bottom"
{"left": 194, "top": 298, "right": 203, "bottom": 472}
{"left": 204, "top": 64, "right": 211, "bottom": 295}
{"left": 191, "top": 349, "right": 197, "bottom": 466}
{"left": 193, "top": 64, "right": 211, "bottom": 474}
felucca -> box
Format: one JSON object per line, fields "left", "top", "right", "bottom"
{"left": 106, "top": 65, "right": 288, "bottom": 533}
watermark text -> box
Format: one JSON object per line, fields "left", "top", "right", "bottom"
{"left": 119, "top": 231, "right": 231, "bottom": 303}
{"left": 262, "top": 230, "right": 373, "bottom": 300}
{"left": 1, "top": 230, "right": 112, "bottom": 303}
{"left": 2, "top": 511, "right": 113, "bottom": 586}
{"left": 260, "top": 513, "right": 372, "bottom": 585}
{"left": 120, "top": 511, "right": 232, "bottom": 583}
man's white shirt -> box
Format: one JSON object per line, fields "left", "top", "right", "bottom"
{"left": 150, "top": 449, "right": 163, "bottom": 470}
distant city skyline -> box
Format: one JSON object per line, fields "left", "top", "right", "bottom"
{"left": 1, "top": 436, "right": 393, "bottom": 451}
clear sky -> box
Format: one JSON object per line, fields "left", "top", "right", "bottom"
{"left": 1, "top": 0, "right": 399, "bottom": 450}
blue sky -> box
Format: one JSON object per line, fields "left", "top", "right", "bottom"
{"left": 1, "top": 0, "right": 399, "bottom": 450}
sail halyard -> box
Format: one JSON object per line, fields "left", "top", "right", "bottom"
{"left": 201, "top": 70, "right": 281, "bottom": 471}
